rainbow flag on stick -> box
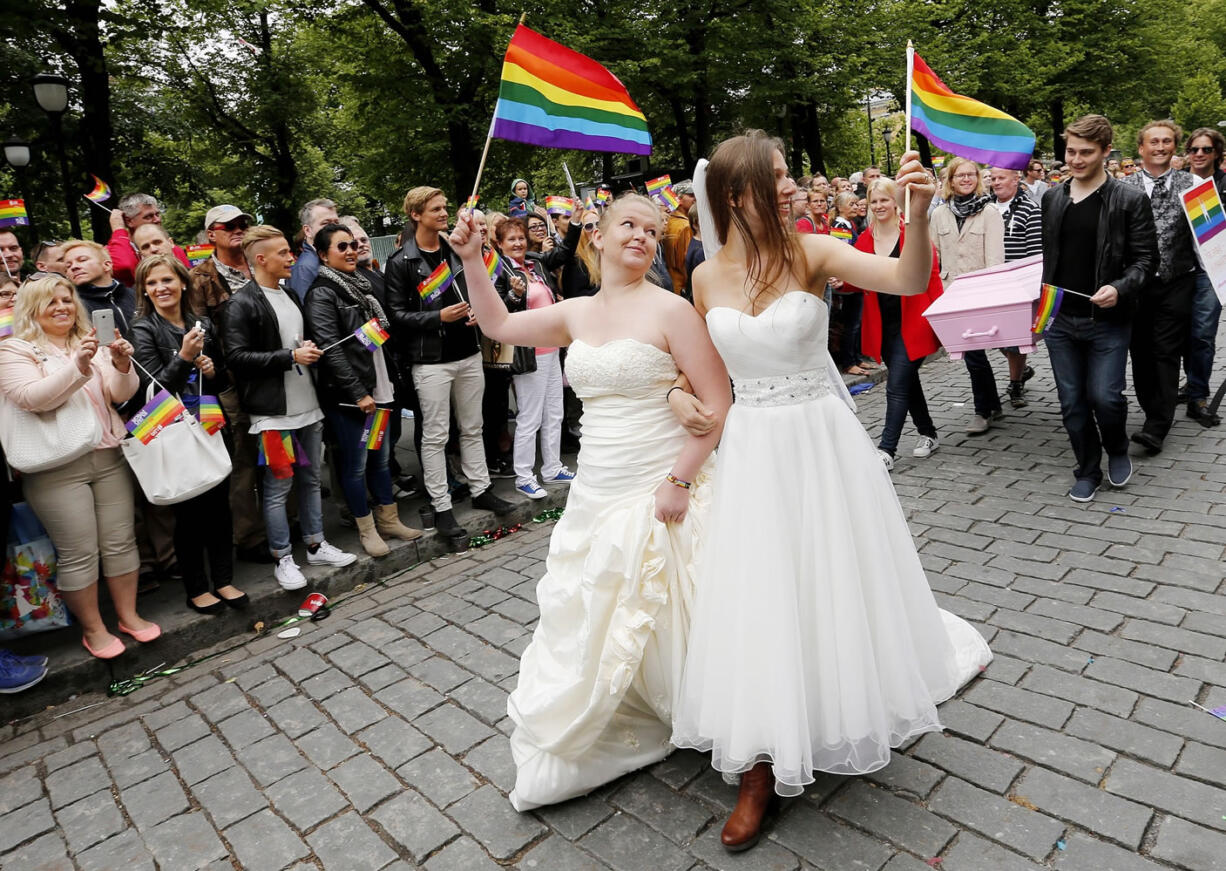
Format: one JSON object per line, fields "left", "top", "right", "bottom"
{"left": 483, "top": 248, "right": 503, "bottom": 281}
{"left": 185, "top": 244, "right": 214, "bottom": 266}
{"left": 418, "top": 262, "right": 454, "bottom": 304}
{"left": 126, "top": 389, "right": 186, "bottom": 444}
{"left": 84, "top": 174, "right": 112, "bottom": 203}
{"left": 361, "top": 408, "right": 391, "bottom": 450}
{"left": 646, "top": 175, "right": 671, "bottom": 194}
{"left": 491, "top": 24, "right": 652, "bottom": 155}
{"left": 465, "top": 195, "right": 480, "bottom": 211}
{"left": 354, "top": 318, "right": 390, "bottom": 351}
{"left": 196, "top": 396, "right": 225, "bottom": 434}
{"left": 544, "top": 195, "right": 572, "bottom": 215}
{"left": 1031, "top": 284, "right": 1066, "bottom": 335}
{"left": 655, "top": 186, "right": 680, "bottom": 211}
{"left": 0, "top": 309, "right": 14, "bottom": 338}
{"left": 1183, "top": 179, "right": 1226, "bottom": 246}
{"left": 0, "top": 200, "right": 28, "bottom": 228}
{"left": 908, "top": 47, "right": 1035, "bottom": 171}
{"left": 595, "top": 188, "right": 612, "bottom": 205}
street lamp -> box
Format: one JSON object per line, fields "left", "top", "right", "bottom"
{"left": 3, "top": 138, "right": 37, "bottom": 241}
{"left": 882, "top": 127, "right": 895, "bottom": 176}
{"left": 31, "top": 73, "right": 80, "bottom": 238}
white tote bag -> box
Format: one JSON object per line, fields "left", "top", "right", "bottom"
{"left": 0, "top": 343, "right": 102, "bottom": 474}
{"left": 122, "top": 411, "right": 232, "bottom": 505}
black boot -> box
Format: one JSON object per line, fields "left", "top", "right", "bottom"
{"left": 434, "top": 509, "right": 467, "bottom": 538}
{"left": 473, "top": 489, "right": 517, "bottom": 515}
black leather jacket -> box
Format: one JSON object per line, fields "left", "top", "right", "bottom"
{"left": 221, "top": 280, "right": 312, "bottom": 416}
{"left": 304, "top": 271, "right": 390, "bottom": 407}
{"left": 384, "top": 234, "right": 472, "bottom": 365}
{"left": 1041, "top": 177, "right": 1158, "bottom": 323}
{"left": 132, "top": 311, "right": 228, "bottom": 398}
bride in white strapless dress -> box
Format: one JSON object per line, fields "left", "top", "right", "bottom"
{"left": 670, "top": 133, "right": 991, "bottom": 852}
{"left": 451, "top": 198, "right": 732, "bottom": 811}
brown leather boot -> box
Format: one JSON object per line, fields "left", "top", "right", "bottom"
{"left": 720, "top": 761, "right": 777, "bottom": 852}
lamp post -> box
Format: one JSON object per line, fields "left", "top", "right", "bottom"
{"left": 882, "top": 127, "right": 895, "bottom": 176}
{"left": 3, "top": 138, "right": 37, "bottom": 242}
{"left": 31, "top": 73, "right": 80, "bottom": 238}
{"left": 866, "top": 93, "right": 876, "bottom": 168}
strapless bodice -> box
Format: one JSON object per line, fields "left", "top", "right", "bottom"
{"left": 565, "top": 338, "right": 678, "bottom": 401}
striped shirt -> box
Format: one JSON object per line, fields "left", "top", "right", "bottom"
{"left": 994, "top": 192, "right": 1043, "bottom": 262}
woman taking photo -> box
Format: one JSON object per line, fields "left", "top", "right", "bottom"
{"left": 845, "top": 179, "right": 943, "bottom": 470}
{"left": 305, "top": 224, "right": 421, "bottom": 556}
{"left": 561, "top": 207, "right": 602, "bottom": 298}
{"left": 132, "top": 254, "right": 247, "bottom": 614}
{"left": 930, "top": 157, "right": 1006, "bottom": 434}
{"left": 494, "top": 216, "right": 581, "bottom": 499}
{"left": 0, "top": 276, "right": 158, "bottom": 658}
{"left": 455, "top": 194, "right": 732, "bottom": 812}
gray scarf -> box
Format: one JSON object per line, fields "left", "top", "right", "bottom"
{"left": 317, "top": 264, "right": 389, "bottom": 331}
{"left": 947, "top": 193, "right": 993, "bottom": 230}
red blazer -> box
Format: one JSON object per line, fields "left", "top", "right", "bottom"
{"left": 846, "top": 226, "right": 943, "bottom": 363}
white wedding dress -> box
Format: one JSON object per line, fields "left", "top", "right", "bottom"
{"left": 671, "top": 291, "right": 992, "bottom": 796}
{"left": 506, "top": 338, "right": 714, "bottom": 811}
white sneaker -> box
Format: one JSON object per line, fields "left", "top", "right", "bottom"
{"left": 306, "top": 540, "right": 357, "bottom": 568}
{"left": 877, "top": 449, "right": 895, "bottom": 471}
{"left": 274, "top": 556, "right": 307, "bottom": 591}
{"left": 912, "top": 435, "right": 939, "bottom": 458}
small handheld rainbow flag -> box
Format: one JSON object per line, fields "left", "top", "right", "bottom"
{"left": 418, "top": 262, "right": 454, "bottom": 304}
{"left": 257, "top": 430, "right": 297, "bottom": 478}
{"left": 185, "top": 244, "right": 214, "bottom": 266}
{"left": 830, "top": 227, "right": 854, "bottom": 242}
{"left": 584, "top": 195, "right": 596, "bottom": 211}
{"left": 196, "top": 396, "right": 225, "bottom": 434}
{"left": 354, "top": 318, "right": 390, "bottom": 351}
{"left": 126, "top": 389, "right": 186, "bottom": 444}
{"left": 544, "top": 196, "right": 572, "bottom": 215}
{"left": 1031, "top": 284, "right": 1065, "bottom": 335}
{"left": 1182, "top": 179, "right": 1226, "bottom": 247}
{"left": 484, "top": 248, "right": 502, "bottom": 281}
{"left": 465, "top": 195, "right": 480, "bottom": 211}
{"left": 0, "top": 309, "right": 13, "bottom": 338}
{"left": 646, "top": 175, "right": 671, "bottom": 194}
{"left": 595, "top": 188, "right": 612, "bottom": 205}
{"left": 361, "top": 408, "right": 391, "bottom": 450}
{"left": 655, "top": 186, "right": 680, "bottom": 211}
{"left": 0, "top": 200, "right": 29, "bottom": 228}
{"left": 84, "top": 174, "right": 112, "bottom": 203}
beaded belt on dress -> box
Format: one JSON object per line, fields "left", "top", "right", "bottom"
{"left": 733, "top": 367, "right": 831, "bottom": 407}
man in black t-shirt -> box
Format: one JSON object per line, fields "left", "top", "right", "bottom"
{"left": 1040, "top": 115, "right": 1158, "bottom": 503}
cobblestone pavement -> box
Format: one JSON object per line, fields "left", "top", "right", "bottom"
{"left": 3, "top": 341, "right": 1226, "bottom": 871}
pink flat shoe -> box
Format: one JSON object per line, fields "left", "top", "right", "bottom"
{"left": 82, "top": 634, "right": 126, "bottom": 659}
{"left": 118, "top": 622, "right": 162, "bottom": 643}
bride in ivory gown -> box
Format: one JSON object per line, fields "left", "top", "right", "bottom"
{"left": 669, "top": 132, "right": 993, "bottom": 852}
{"left": 450, "top": 195, "right": 733, "bottom": 811}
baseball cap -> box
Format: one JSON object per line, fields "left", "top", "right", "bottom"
{"left": 204, "top": 204, "right": 255, "bottom": 229}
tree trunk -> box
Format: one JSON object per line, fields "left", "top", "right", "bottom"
{"left": 66, "top": 0, "right": 115, "bottom": 241}
{"left": 1049, "top": 98, "right": 1065, "bottom": 162}
{"left": 260, "top": 12, "right": 297, "bottom": 230}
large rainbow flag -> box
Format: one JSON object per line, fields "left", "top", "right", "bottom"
{"left": 492, "top": 24, "right": 651, "bottom": 155}
{"left": 909, "top": 49, "right": 1035, "bottom": 170}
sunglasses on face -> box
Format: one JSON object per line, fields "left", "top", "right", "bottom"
{"left": 212, "top": 219, "right": 249, "bottom": 232}
{"left": 1189, "top": 146, "right": 1217, "bottom": 155}
{"left": 333, "top": 241, "right": 357, "bottom": 252}
{"left": 528, "top": 224, "right": 546, "bottom": 232}
{"left": 583, "top": 222, "right": 598, "bottom": 231}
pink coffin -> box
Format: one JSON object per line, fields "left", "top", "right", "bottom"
{"left": 923, "top": 254, "right": 1043, "bottom": 360}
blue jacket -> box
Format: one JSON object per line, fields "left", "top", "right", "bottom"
{"left": 288, "top": 243, "right": 320, "bottom": 302}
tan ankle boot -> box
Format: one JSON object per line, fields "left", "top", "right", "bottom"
{"left": 354, "top": 513, "right": 390, "bottom": 556}
{"left": 721, "top": 761, "right": 777, "bottom": 852}
{"left": 374, "top": 503, "right": 423, "bottom": 541}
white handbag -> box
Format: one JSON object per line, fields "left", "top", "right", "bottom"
{"left": 121, "top": 373, "right": 232, "bottom": 506}
{"left": 0, "top": 342, "right": 103, "bottom": 474}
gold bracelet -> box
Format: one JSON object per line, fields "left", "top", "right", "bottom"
{"left": 665, "top": 473, "right": 692, "bottom": 490}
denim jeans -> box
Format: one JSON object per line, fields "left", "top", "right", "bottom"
{"left": 262, "top": 421, "right": 324, "bottom": 559}
{"left": 1184, "top": 271, "right": 1221, "bottom": 402}
{"left": 325, "top": 407, "right": 394, "bottom": 517}
{"left": 1043, "top": 314, "right": 1131, "bottom": 485}
{"left": 879, "top": 328, "right": 936, "bottom": 456}
{"left": 1130, "top": 273, "right": 1195, "bottom": 439}
{"left": 963, "top": 350, "right": 1002, "bottom": 416}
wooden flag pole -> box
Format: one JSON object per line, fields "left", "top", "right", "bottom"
{"left": 466, "top": 13, "right": 528, "bottom": 212}
{"left": 903, "top": 40, "right": 915, "bottom": 225}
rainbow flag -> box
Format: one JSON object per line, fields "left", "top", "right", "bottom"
{"left": 196, "top": 396, "right": 225, "bottom": 434}
{"left": 655, "top": 186, "right": 680, "bottom": 211}
{"left": 465, "top": 195, "right": 480, "bottom": 211}
{"left": 484, "top": 248, "right": 502, "bottom": 281}
{"left": 126, "top": 388, "right": 186, "bottom": 445}
{"left": 492, "top": 24, "right": 651, "bottom": 155}
{"left": 354, "top": 318, "right": 390, "bottom": 351}
{"left": 0, "top": 200, "right": 28, "bottom": 228}
{"left": 595, "top": 188, "right": 612, "bottom": 205}
{"left": 646, "top": 175, "right": 671, "bottom": 194}
{"left": 1183, "top": 179, "right": 1226, "bottom": 246}
{"left": 909, "top": 49, "right": 1035, "bottom": 171}
{"left": 0, "top": 309, "right": 13, "bottom": 338}
{"left": 584, "top": 195, "right": 596, "bottom": 211}
{"left": 257, "top": 430, "right": 297, "bottom": 478}
{"left": 417, "top": 262, "right": 454, "bottom": 303}
{"left": 1031, "top": 284, "right": 1065, "bottom": 335}
{"left": 361, "top": 408, "right": 391, "bottom": 450}
{"left": 830, "top": 227, "right": 854, "bottom": 242}
{"left": 185, "top": 244, "right": 214, "bottom": 266}
{"left": 84, "top": 174, "right": 112, "bottom": 203}
{"left": 545, "top": 196, "right": 573, "bottom": 215}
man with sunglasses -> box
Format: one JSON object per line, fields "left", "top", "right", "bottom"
{"left": 188, "top": 204, "right": 254, "bottom": 325}
{"left": 1023, "top": 160, "right": 1049, "bottom": 201}
{"left": 1182, "top": 127, "right": 1226, "bottom": 426}
{"left": 105, "top": 193, "right": 190, "bottom": 286}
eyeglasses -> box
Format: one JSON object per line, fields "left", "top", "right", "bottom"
{"left": 582, "top": 222, "right": 598, "bottom": 231}
{"left": 952, "top": 172, "right": 979, "bottom": 180}
{"left": 211, "top": 219, "right": 250, "bottom": 232}
{"left": 333, "top": 241, "right": 357, "bottom": 252}
{"left": 1189, "top": 146, "right": 1217, "bottom": 155}
{"left": 528, "top": 223, "right": 546, "bottom": 232}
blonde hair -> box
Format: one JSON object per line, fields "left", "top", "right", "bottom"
{"left": 241, "top": 225, "right": 287, "bottom": 263}
{"left": 14, "top": 275, "right": 92, "bottom": 347}
{"left": 866, "top": 178, "right": 902, "bottom": 233}
{"left": 59, "top": 239, "right": 108, "bottom": 260}
{"left": 585, "top": 195, "right": 662, "bottom": 288}
{"left": 942, "top": 157, "right": 984, "bottom": 199}
{"left": 403, "top": 186, "right": 445, "bottom": 224}
{"left": 832, "top": 192, "right": 858, "bottom": 218}
{"left": 576, "top": 209, "right": 601, "bottom": 286}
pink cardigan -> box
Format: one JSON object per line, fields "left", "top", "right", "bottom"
{"left": 0, "top": 339, "right": 139, "bottom": 448}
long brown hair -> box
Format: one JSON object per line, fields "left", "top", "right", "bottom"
{"left": 135, "top": 254, "right": 196, "bottom": 320}
{"left": 705, "top": 130, "right": 805, "bottom": 301}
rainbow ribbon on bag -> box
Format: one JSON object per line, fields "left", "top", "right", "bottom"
{"left": 196, "top": 396, "right": 225, "bottom": 434}
{"left": 126, "top": 389, "right": 186, "bottom": 445}
{"left": 361, "top": 408, "right": 390, "bottom": 450}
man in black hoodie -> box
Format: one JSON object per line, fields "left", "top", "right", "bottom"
{"left": 62, "top": 239, "right": 136, "bottom": 339}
